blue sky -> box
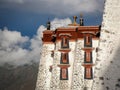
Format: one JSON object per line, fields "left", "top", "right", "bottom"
{"left": 0, "top": 0, "right": 104, "bottom": 37}
{"left": 0, "top": 0, "right": 105, "bottom": 66}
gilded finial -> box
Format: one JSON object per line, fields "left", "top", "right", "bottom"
{"left": 68, "top": 15, "right": 80, "bottom": 26}
{"left": 73, "top": 16, "right": 77, "bottom": 24}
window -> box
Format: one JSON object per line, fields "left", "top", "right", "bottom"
{"left": 84, "top": 67, "right": 93, "bottom": 79}
{"left": 86, "top": 36, "right": 91, "bottom": 44}
{"left": 84, "top": 36, "right": 92, "bottom": 47}
{"left": 84, "top": 52, "right": 92, "bottom": 63}
{"left": 60, "top": 68, "right": 68, "bottom": 80}
{"left": 61, "top": 37, "right": 69, "bottom": 48}
{"left": 61, "top": 53, "right": 69, "bottom": 64}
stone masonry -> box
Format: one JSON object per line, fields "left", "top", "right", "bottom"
{"left": 92, "top": 0, "right": 120, "bottom": 90}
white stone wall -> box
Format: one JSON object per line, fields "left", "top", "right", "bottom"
{"left": 50, "top": 41, "right": 61, "bottom": 90}
{"left": 84, "top": 40, "right": 99, "bottom": 90}
{"left": 70, "top": 39, "right": 99, "bottom": 90}
{"left": 50, "top": 41, "right": 77, "bottom": 90}
{"left": 71, "top": 40, "right": 85, "bottom": 90}
{"left": 92, "top": 40, "right": 99, "bottom": 79}
{"left": 36, "top": 44, "right": 54, "bottom": 90}
{"left": 36, "top": 38, "right": 99, "bottom": 90}
{"left": 92, "top": 0, "right": 120, "bottom": 90}
{"left": 68, "top": 42, "right": 76, "bottom": 89}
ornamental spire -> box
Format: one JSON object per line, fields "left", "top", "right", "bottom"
{"left": 47, "top": 18, "right": 51, "bottom": 30}
{"left": 80, "top": 13, "right": 84, "bottom": 26}
{"left": 73, "top": 16, "right": 77, "bottom": 24}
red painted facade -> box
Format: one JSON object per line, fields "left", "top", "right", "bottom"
{"left": 42, "top": 26, "right": 100, "bottom": 43}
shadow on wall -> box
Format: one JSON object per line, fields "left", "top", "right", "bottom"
{"left": 97, "top": 43, "right": 120, "bottom": 90}
{"left": 0, "top": 62, "right": 39, "bottom": 90}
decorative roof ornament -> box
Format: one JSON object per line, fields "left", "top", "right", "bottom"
{"left": 69, "top": 15, "right": 79, "bottom": 26}
{"left": 73, "top": 16, "right": 77, "bottom": 24}
{"left": 47, "top": 18, "right": 51, "bottom": 30}
{"left": 80, "top": 13, "right": 84, "bottom": 26}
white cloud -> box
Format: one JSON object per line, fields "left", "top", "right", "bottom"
{"left": 0, "top": 0, "right": 104, "bottom": 15}
{"left": 51, "top": 18, "right": 72, "bottom": 30}
{"left": 0, "top": 29, "right": 29, "bottom": 49}
{"left": 0, "top": 18, "right": 71, "bottom": 66}
{"left": 0, "top": 28, "right": 31, "bottom": 66}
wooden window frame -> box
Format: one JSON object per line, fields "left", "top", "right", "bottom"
{"left": 84, "top": 36, "right": 92, "bottom": 47}
{"left": 60, "top": 68, "right": 68, "bottom": 80}
{"left": 84, "top": 51, "right": 92, "bottom": 63}
{"left": 61, "top": 37, "right": 69, "bottom": 48}
{"left": 61, "top": 53, "right": 69, "bottom": 64}
{"left": 84, "top": 67, "right": 93, "bottom": 79}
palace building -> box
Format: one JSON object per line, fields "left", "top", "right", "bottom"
{"left": 36, "top": 0, "right": 120, "bottom": 90}
{"left": 35, "top": 15, "right": 100, "bottom": 90}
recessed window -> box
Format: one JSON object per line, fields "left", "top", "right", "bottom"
{"left": 84, "top": 36, "right": 92, "bottom": 47}
{"left": 60, "top": 68, "right": 68, "bottom": 80}
{"left": 84, "top": 67, "right": 93, "bottom": 79}
{"left": 84, "top": 52, "right": 92, "bottom": 63}
{"left": 61, "top": 53, "right": 69, "bottom": 64}
{"left": 61, "top": 37, "right": 69, "bottom": 48}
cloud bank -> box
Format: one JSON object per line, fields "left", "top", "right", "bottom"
{"left": 0, "top": 18, "right": 71, "bottom": 66}
{"left": 0, "top": 0, "right": 104, "bottom": 15}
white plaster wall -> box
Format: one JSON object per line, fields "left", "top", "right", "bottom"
{"left": 93, "top": 0, "right": 120, "bottom": 90}
{"left": 50, "top": 41, "right": 61, "bottom": 90}
{"left": 71, "top": 40, "right": 85, "bottom": 90}
{"left": 92, "top": 40, "right": 99, "bottom": 78}
{"left": 36, "top": 44, "right": 54, "bottom": 90}
{"left": 69, "top": 42, "right": 76, "bottom": 89}
{"left": 50, "top": 41, "right": 77, "bottom": 90}
{"left": 36, "top": 38, "right": 99, "bottom": 90}
{"left": 92, "top": 40, "right": 99, "bottom": 63}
